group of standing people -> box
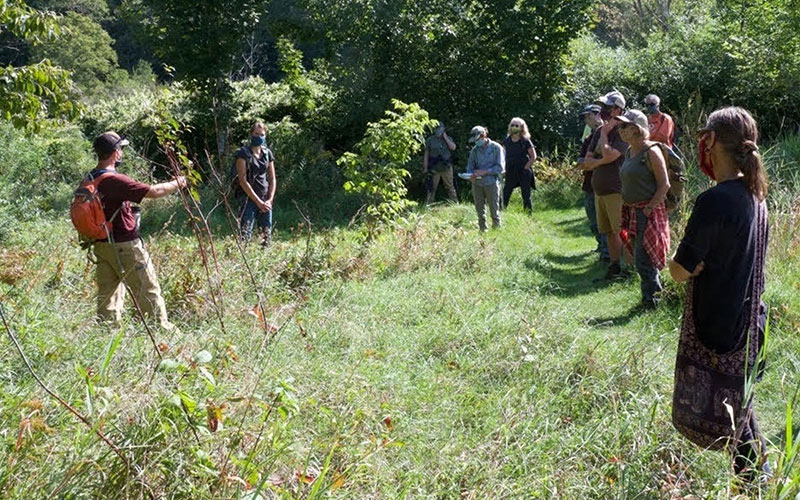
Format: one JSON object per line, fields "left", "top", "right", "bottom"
{"left": 580, "top": 93, "right": 771, "bottom": 483}
{"left": 425, "top": 96, "right": 772, "bottom": 483}
{"left": 423, "top": 118, "right": 537, "bottom": 232}
{"left": 578, "top": 91, "right": 673, "bottom": 309}
{"left": 80, "top": 122, "right": 278, "bottom": 334}
{"left": 80, "top": 99, "right": 771, "bottom": 485}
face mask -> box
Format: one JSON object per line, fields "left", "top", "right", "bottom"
{"left": 698, "top": 137, "right": 716, "bottom": 180}
{"left": 475, "top": 138, "right": 486, "bottom": 147}
{"left": 645, "top": 104, "right": 659, "bottom": 115}
{"left": 435, "top": 127, "right": 444, "bottom": 137}
{"left": 250, "top": 135, "right": 266, "bottom": 147}
{"left": 510, "top": 126, "right": 521, "bottom": 134}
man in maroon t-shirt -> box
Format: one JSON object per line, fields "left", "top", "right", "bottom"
{"left": 90, "top": 131, "right": 186, "bottom": 329}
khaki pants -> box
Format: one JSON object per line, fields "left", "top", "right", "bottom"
{"left": 426, "top": 167, "right": 457, "bottom": 204}
{"left": 595, "top": 193, "right": 623, "bottom": 234}
{"left": 472, "top": 181, "right": 501, "bottom": 231}
{"left": 93, "top": 239, "right": 172, "bottom": 329}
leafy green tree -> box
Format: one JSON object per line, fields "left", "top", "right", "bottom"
{"left": 267, "top": 0, "right": 593, "bottom": 148}
{"left": 31, "top": 11, "right": 119, "bottom": 97}
{"left": 119, "top": 0, "right": 269, "bottom": 155}
{"left": 0, "top": 0, "right": 80, "bottom": 129}
{"left": 338, "top": 100, "right": 436, "bottom": 229}
{"left": 277, "top": 36, "right": 314, "bottom": 117}
{"left": 121, "top": 0, "right": 262, "bottom": 85}
{"left": 29, "top": 0, "right": 110, "bottom": 20}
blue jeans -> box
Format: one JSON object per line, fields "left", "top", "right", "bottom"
{"left": 634, "top": 208, "right": 662, "bottom": 302}
{"left": 583, "top": 191, "right": 608, "bottom": 259}
{"left": 239, "top": 198, "right": 272, "bottom": 241}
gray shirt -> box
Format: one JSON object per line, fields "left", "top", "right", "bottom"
{"left": 620, "top": 147, "right": 657, "bottom": 204}
{"left": 235, "top": 146, "right": 275, "bottom": 200}
{"left": 426, "top": 135, "right": 453, "bottom": 164}
{"left": 466, "top": 140, "right": 505, "bottom": 186}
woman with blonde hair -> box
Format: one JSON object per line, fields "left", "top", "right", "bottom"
{"left": 669, "top": 107, "right": 770, "bottom": 483}
{"left": 501, "top": 117, "right": 537, "bottom": 213}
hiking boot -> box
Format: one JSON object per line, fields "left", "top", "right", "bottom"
{"left": 260, "top": 231, "right": 272, "bottom": 248}
{"left": 594, "top": 262, "right": 622, "bottom": 282}
{"left": 603, "top": 262, "right": 624, "bottom": 280}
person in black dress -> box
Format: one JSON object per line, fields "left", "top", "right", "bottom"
{"left": 501, "top": 117, "right": 537, "bottom": 213}
{"left": 669, "top": 107, "right": 770, "bottom": 482}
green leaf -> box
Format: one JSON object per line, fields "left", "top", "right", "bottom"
{"left": 193, "top": 350, "right": 212, "bottom": 364}
{"left": 157, "top": 358, "right": 180, "bottom": 371}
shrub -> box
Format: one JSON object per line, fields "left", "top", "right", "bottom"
{"left": 0, "top": 122, "right": 93, "bottom": 240}
{"left": 338, "top": 100, "right": 436, "bottom": 230}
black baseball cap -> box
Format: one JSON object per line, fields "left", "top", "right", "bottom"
{"left": 93, "top": 131, "right": 129, "bottom": 157}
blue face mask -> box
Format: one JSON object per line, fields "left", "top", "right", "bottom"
{"left": 250, "top": 135, "right": 266, "bottom": 147}
{"left": 475, "top": 138, "right": 486, "bottom": 147}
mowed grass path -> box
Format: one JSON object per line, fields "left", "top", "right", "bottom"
{"left": 1, "top": 199, "right": 797, "bottom": 499}
{"left": 275, "top": 204, "right": 708, "bottom": 499}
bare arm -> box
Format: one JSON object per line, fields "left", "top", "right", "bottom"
{"left": 668, "top": 257, "right": 704, "bottom": 282}
{"left": 265, "top": 161, "right": 276, "bottom": 208}
{"left": 581, "top": 145, "right": 621, "bottom": 170}
{"left": 443, "top": 134, "right": 456, "bottom": 151}
{"left": 645, "top": 147, "right": 671, "bottom": 211}
{"left": 237, "top": 157, "right": 263, "bottom": 206}
{"left": 144, "top": 176, "right": 186, "bottom": 199}
{"left": 524, "top": 145, "right": 537, "bottom": 170}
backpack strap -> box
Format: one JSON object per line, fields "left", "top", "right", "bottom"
{"left": 640, "top": 142, "right": 663, "bottom": 171}
{"left": 84, "top": 169, "right": 115, "bottom": 188}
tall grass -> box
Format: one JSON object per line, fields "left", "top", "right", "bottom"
{"left": 1, "top": 133, "right": 799, "bottom": 498}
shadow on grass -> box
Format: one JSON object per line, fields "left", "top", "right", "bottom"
{"left": 138, "top": 186, "right": 363, "bottom": 243}
{"left": 584, "top": 303, "right": 648, "bottom": 328}
{"left": 557, "top": 215, "right": 594, "bottom": 239}
{"left": 521, "top": 251, "right": 619, "bottom": 297}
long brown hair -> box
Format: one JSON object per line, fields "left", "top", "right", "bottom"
{"left": 703, "top": 107, "right": 768, "bottom": 200}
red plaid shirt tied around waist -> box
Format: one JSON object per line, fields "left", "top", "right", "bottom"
{"left": 622, "top": 201, "right": 670, "bottom": 270}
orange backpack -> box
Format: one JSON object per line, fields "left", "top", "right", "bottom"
{"left": 70, "top": 170, "right": 115, "bottom": 241}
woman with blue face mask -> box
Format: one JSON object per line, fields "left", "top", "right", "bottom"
{"left": 235, "top": 121, "right": 276, "bottom": 246}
